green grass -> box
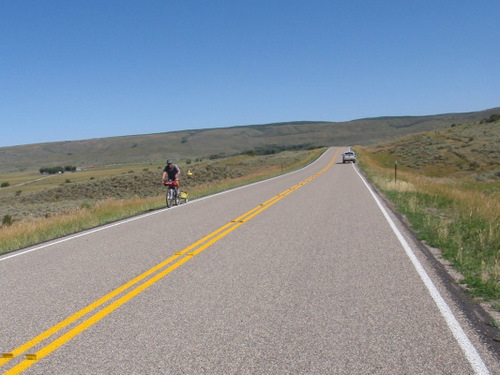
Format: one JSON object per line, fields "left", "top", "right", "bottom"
{"left": 384, "top": 188, "right": 498, "bottom": 300}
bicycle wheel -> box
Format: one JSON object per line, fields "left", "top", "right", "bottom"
{"left": 166, "top": 188, "right": 174, "bottom": 207}
{"left": 174, "top": 188, "right": 180, "bottom": 206}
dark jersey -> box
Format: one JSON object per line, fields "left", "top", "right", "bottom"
{"left": 163, "top": 164, "right": 180, "bottom": 180}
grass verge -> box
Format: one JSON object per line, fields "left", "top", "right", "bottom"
{"left": 355, "top": 146, "right": 500, "bottom": 310}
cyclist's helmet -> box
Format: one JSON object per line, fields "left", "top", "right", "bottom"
{"left": 167, "top": 160, "right": 173, "bottom": 164}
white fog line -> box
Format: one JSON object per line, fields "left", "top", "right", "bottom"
{"left": 352, "top": 164, "right": 490, "bottom": 375}
{"left": 0, "top": 209, "right": 168, "bottom": 262}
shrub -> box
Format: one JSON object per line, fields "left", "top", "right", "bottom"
{"left": 1, "top": 182, "right": 10, "bottom": 187}
{"left": 80, "top": 202, "right": 92, "bottom": 209}
{"left": 40, "top": 166, "right": 64, "bottom": 174}
{"left": 481, "top": 114, "right": 500, "bottom": 124}
{"left": 2, "top": 215, "right": 13, "bottom": 227}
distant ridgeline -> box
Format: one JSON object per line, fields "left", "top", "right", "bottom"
{"left": 0, "top": 107, "right": 498, "bottom": 174}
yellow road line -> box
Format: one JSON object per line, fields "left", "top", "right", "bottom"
{"left": 2, "top": 149, "right": 338, "bottom": 375}
{"left": 0, "top": 193, "right": 285, "bottom": 368}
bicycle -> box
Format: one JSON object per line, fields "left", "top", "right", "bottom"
{"left": 163, "top": 180, "right": 180, "bottom": 207}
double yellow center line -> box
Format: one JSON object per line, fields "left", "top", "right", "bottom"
{"left": 1, "top": 149, "right": 338, "bottom": 374}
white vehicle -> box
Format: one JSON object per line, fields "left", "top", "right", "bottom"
{"left": 342, "top": 151, "right": 357, "bottom": 163}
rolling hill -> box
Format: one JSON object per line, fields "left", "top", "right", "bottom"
{"left": 0, "top": 107, "right": 498, "bottom": 173}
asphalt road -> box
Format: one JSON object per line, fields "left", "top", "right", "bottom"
{"left": 1, "top": 147, "right": 498, "bottom": 374}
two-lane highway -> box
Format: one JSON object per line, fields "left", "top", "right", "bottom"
{"left": 1, "top": 148, "right": 498, "bottom": 374}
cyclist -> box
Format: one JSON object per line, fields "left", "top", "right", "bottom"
{"left": 162, "top": 159, "right": 181, "bottom": 197}
{"left": 162, "top": 159, "right": 180, "bottom": 181}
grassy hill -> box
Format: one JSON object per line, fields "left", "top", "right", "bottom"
{"left": 1, "top": 107, "right": 498, "bottom": 173}
{"left": 361, "top": 115, "right": 500, "bottom": 181}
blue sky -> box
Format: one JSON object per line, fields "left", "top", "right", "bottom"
{"left": 1, "top": 0, "right": 499, "bottom": 147}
